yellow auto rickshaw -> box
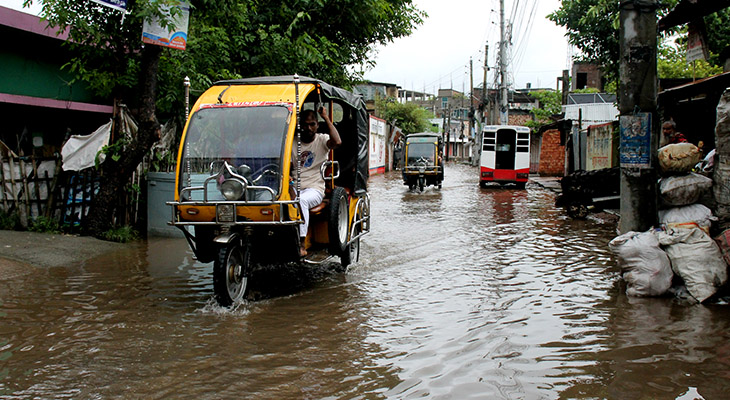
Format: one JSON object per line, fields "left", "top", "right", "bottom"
{"left": 168, "top": 75, "right": 370, "bottom": 306}
{"left": 402, "top": 132, "right": 444, "bottom": 191}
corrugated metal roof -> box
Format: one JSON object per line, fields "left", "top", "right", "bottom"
{"left": 568, "top": 93, "right": 617, "bottom": 105}
{"left": 563, "top": 103, "right": 619, "bottom": 126}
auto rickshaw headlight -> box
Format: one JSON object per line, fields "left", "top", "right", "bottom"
{"left": 220, "top": 179, "right": 245, "bottom": 200}
{"left": 418, "top": 166, "right": 426, "bottom": 173}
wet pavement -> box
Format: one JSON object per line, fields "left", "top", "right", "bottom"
{"left": 2, "top": 163, "right": 730, "bottom": 399}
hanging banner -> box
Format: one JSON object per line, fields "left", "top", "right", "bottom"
{"left": 619, "top": 113, "right": 652, "bottom": 169}
{"left": 687, "top": 20, "right": 709, "bottom": 63}
{"left": 142, "top": 2, "right": 190, "bottom": 51}
{"left": 91, "top": 0, "right": 127, "bottom": 12}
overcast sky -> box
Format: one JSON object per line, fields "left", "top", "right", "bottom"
{"left": 363, "top": 0, "right": 570, "bottom": 95}
{"left": 2, "top": 0, "right": 570, "bottom": 96}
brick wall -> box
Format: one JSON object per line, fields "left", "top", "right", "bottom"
{"left": 539, "top": 129, "right": 565, "bottom": 176}
{"left": 572, "top": 63, "right": 602, "bottom": 91}
{"left": 508, "top": 114, "right": 532, "bottom": 126}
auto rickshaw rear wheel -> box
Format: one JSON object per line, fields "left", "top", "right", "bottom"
{"left": 213, "top": 244, "right": 250, "bottom": 306}
{"left": 341, "top": 200, "right": 365, "bottom": 268}
{"left": 328, "top": 187, "right": 349, "bottom": 254}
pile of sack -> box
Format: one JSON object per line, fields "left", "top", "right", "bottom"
{"left": 609, "top": 142, "right": 729, "bottom": 303}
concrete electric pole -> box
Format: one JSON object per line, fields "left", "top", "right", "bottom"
{"left": 483, "top": 44, "right": 489, "bottom": 124}
{"left": 499, "top": 0, "right": 508, "bottom": 125}
{"left": 618, "top": 0, "right": 659, "bottom": 233}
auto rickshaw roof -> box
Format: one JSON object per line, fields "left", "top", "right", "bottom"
{"left": 214, "top": 75, "right": 365, "bottom": 110}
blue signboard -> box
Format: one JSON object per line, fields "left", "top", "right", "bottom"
{"left": 619, "top": 113, "right": 652, "bottom": 168}
{"left": 91, "top": 0, "right": 127, "bottom": 11}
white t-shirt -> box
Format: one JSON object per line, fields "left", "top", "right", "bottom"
{"left": 293, "top": 133, "right": 330, "bottom": 196}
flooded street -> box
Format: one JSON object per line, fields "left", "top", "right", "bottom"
{"left": 3, "top": 163, "right": 730, "bottom": 399}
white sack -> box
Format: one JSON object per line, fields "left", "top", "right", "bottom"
{"left": 657, "top": 227, "right": 728, "bottom": 302}
{"left": 658, "top": 204, "right": 716, "bottom": 231}
{"left": 61, "top": 120, "right": 112, "bottom": 171}
{"left": 659, "top": 173, "right": 713, "bottom": 206}
{"left": 609, "top": 230, "right": 673, "bottom": 297}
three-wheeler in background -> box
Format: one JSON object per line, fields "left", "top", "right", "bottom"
{"left": 168, "top": 75, "right": 371, "bottom": 306}
{"left": 402, "top": 132, "right": 444, "bottom": 191}
{"left": 479, "top": 125, "right": 530, "bottom": 189}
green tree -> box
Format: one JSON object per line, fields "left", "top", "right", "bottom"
{"left": 376, "top": 97, "right": 434, "bottom": 134}
{"left": 548, "top": 0, "right": 730, "bottom": 87}
{"left": 658, "top": 40, "right": 722, "bottom": 79}
{"left": 26, "top": 0, "right": 425, "bottom": 236}
{"left": 525, "top": 90, "right": 561, "bottom": 130}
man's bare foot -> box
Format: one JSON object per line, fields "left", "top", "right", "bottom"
{"left": 299, "top": 246, "right": 307, "bottom": 257}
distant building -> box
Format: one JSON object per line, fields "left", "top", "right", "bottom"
{"left": 353, "top": 81, "right": 399, "bottom": 114}
{"left": 571, "top": 62, "right": 603, "bottom": 91}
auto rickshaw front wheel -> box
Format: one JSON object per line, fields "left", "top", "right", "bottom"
{"left": 213, "top": 244, "right": 250, "bottom": 307}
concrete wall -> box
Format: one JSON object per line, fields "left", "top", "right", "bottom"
{"left": 538, "top": 129, "right": 565, "bottom": 176}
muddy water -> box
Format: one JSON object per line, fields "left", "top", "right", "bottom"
{"left": 2, "top": 163, "right": 730, "bottom": 399}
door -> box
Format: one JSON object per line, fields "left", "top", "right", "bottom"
{"left": 495, "top": 128, "right": 516, "bottom": 170}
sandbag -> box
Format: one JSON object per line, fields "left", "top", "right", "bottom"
{"left": 657, "top": 227, "right": 728, "bottom": 302}
{"left": 715, "top": 89, "right": 730, "bottom": 156}
{"left": 714, "top": 162, "right": 730, "bottom": 206}
{"left": 609, "top": 230, "right": 673, "bottom": 297}
{"left": 658, "top": 143, "right": 701, "bottom": 174}
{"left": 659, "top": 173, "right": 713, "bottom": 206}
{"left": 715, "top": 228, "right": 730, "bottom": 267}
{"left": 658, "top": 204, "right": 716, "bottom": 232}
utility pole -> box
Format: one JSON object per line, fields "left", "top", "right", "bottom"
{"left": 561, "top": 69, "right": 570, "bottom": 105}
{"left": 482, "top": 44, "right": 488, "bottom": 124}
{"left": 470, "top": 57, "right": 476, "bottom": 164}
{"left": 446, "top": 104, "right": 451, "bottom": 161}
{"left": 618, "top": 0, "right": 659, "bottom": 233}
{"left": 499, "top": 0, "right": 508, "bottom": 125}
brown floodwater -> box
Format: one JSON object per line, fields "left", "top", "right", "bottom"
{"left": 2, "top": 163, "right": 730, "bottom": 399}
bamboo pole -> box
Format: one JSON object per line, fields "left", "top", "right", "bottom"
{"left": 0, "top": 155, "right": 8, "bottom": 210}
{"left": 18, "top": 155, "right": 32, "bottom": 223}
{"left": 7, "top": 157, "right": 19, "bottom": 213}
{"left": 45, "top": 158, "right": 62, "bottom": 219}
{"left": 31, "top": 157, "right": 42, "bottom": 218}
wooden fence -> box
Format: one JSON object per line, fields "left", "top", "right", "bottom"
{"left": 0, "top": 155, "right": 142, "bottom": 231}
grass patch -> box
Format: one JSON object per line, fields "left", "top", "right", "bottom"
{"left": 28, "top": 216, "right": 61, "bottom": 234}
{"left": 0, "top": 209, "right": 21, "bottom": 230}
{"left": 100, "top": 226, "right": 140, "bottom": 243}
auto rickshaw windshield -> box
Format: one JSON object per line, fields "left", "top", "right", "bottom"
{"left": 179, "top": 105, "right": 290, "bottom": 199}
{"left": 407, "top": 142, "right": 436, "bottom": 165}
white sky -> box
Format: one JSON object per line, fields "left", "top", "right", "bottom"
{"left": 1, "top": 0, "right": 41, "bottom": 14}
{"left": 1, "top": 0, "right": 571, "bottom": 96}
{"left": 363, "top": 0, "right": 570, "bottom": 95}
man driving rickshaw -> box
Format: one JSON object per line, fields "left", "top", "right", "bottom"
{"left": 168, "top": 75, "right": 371, "bottom": 306}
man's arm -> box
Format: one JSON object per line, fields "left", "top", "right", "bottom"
{"left": 319, "top": 107, "right": 342, "bottom": 149}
